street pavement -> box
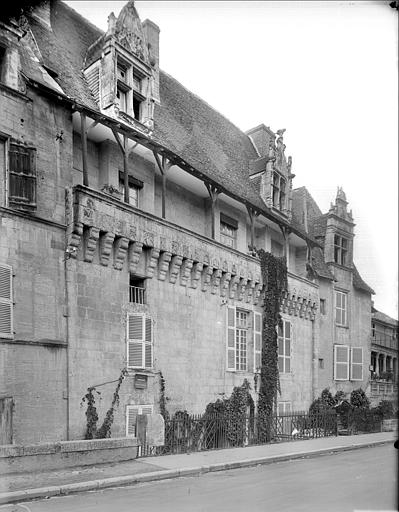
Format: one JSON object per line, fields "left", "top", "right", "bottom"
{"left": 0, "top": 431, "right": 396, "bottom": 506}
{"left": 0, "top": 444, "right": 396, "bottom": 512}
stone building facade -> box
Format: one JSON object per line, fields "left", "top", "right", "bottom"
{"left": 0, "top": 1, "right": 374, "bottom": 444}
{"left": 369, "top": 308, "right": 398, "bottom": 405}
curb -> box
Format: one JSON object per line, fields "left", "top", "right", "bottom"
{"left": 0, "top": 438, "right": 394, "bottom": 505}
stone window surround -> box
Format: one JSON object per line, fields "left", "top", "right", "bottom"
{"left": 115, "top": 52, "right": 149, "bottom": 122}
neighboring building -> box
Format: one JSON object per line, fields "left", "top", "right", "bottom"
{"left": 291, "top": 187, "right": 375, "bottom": 399}
{"left": 370, "top": 308, "right": 398, "bottom": 405}
{"left": 0, "top": 0, "right": 374, "bottom": 444}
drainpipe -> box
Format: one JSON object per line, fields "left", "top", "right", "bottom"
{"left": 64, "top": 252, "right": 71, "bottom": 440}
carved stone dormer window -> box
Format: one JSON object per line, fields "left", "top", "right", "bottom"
{"left": 83, "top": 1, "right": 160, "bottom": 132}
{"left": 272, "top": 171, "right": 286, "bottom": 210}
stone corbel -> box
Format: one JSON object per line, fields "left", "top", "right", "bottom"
{"left": 83, "top": 226, "right": 99, "bottom": 263}
{"left": 114, "top": 236, "right": 129, "bottom": 270}
{"left": 201, "top": 265, "right": 214, "bottom": 292}
{"left": 180, "top": 258, "right": 193, "bottom": 286}
{"left": 191, "top": 262, "right": 203, "bottom": 289}
{"left": 211, "top": 269, "right": 222, "bottom": 295}
{"left": 246, "top": 281, "right": 256, "bottom": 303}
{"left": 253, "top": 282, "right": 262, "bottom": 305}
{"left": 220, "top": 272, "right": 232, "bottom": 298}
{"left": 146, "top": 247, "right": 160, "bottom": 278}
{"left": 169, "top": 255, "right": 183, "bottom": 284}
{"left": 229, "top": 275, "right": 240, "bottom": 300}
{"left": 158, "top": 251, "right": 172, "bottom": 281}
{"left": 99, "top": 232, "right": 115, "bottom": 266}
{"left": 238, "top": 278, "right": 248, "bottom": 301}
{"left": 128, "top": 241, "right": 143, "bottom": 274}
{"left": 67, "top": 222, "right": 83, "bottom": 258}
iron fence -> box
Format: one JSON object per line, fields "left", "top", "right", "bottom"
{"left": 138, "top": 410, "right": 338, "bottom": 457}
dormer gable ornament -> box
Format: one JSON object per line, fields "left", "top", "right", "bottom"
{"left": 114, "top": 0, "right": 149, "bottom": 64}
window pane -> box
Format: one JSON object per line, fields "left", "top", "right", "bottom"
{"left": 336, "top": 362, "right": 348, "bottom": 379}
{"left": 284, "top": 321, "right": 290, "bottom": 339}
{"left": 278, "top": 356, "right": 284, "bottom": 372}
{"left": 336, "top": 346, "right": 348, "bottom": 363}
{"left": 284, "top": 339, "right": 290, "bottom": 356}
{"left": 278, "top": 338, "right": 284, "bottom": 355}
{"left": 285, "top": 358, "right": 290, "bottom": 373}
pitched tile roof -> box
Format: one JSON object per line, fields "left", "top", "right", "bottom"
{"left": 352, "top": 265, "right": 375, "bottom": 295}
{"left": 21, "top": 1, "right": 321, "bottom": 245}
{"left": 372, "top": 310, "right": 398, "bottom": 326}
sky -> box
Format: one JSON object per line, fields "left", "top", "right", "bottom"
{"left": 65, "top": 0, "right": 398, "bottom": 318}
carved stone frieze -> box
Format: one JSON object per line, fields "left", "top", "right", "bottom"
{"left": 129, "top": 241, "right": 143, "bottom": 274}
{"left": 158, "top": 251, "right": 172, "bottom": 281}
{"left": 99, "top": 232, "right": 115, "bottom": 266}
{"left": 169, "top": 255, "right": 183, "bottom": 284}
{"left": 83, "top": 226, "right": 100, "bottom": 263}
{"left": 146, "top": 247, "right": 160, "bottom": 278}
{"left": 114, "top": 237, "right": 129, "bottom": 271}
{"left": 180, "top": 258, "right": 193, "bottom": 287}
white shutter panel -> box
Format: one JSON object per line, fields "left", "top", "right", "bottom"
{"left": 0, "top": 264, "right": 13, "bottom": 338}
{"left": 141, "top": 405, "right": 153, "bottom": 415}
{"left": 126, "top": 406, "right": 138, "bottom": 436}
{"left": 127, "top": 314, "right": 145, "bottom": 368}
{"left": 226, "top": 306, "right": 236, "bottom": 370}
{"left": 334, "top": 345, "right": 349, "bottom": 380}
{"left": 144, "top": 316, "right": 153, "bottom": 369}
{"left": 253, "top": 311, "right": 262, "bottom": 372}
{"left": 350, "top": 347, "right": 363, "bottom": 381}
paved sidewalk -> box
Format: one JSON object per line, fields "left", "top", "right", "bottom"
{"left": 0, "top": 432, "right": 396, "bottom": 505}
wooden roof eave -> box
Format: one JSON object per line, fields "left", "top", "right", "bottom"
{"left": 25, "top": 76, "right": 321, "bottom": 250}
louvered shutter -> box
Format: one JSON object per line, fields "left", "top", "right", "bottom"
{"left": 141, "top": 405, "right": 153, "bottom": 415}
{"left": 0, "top": 264, "right": 13, "bottom": 338}
{"left": 334, "top": 345, "right": 349, "bottom": 380}
{"left": 9, "top": 144, "right": 36, "bottom": 205}
{"left": 126, "top": 406, "right": 139, "bottom": 436}
{"left": 127, "top": 314, "right": 145, "bottom": 368}
{"left": 226, "top": 306, "right": 236, "bottom": 370}
{"left": 144, "top": 317, "right": 153, "bottom": 369}
{"left": 350, "top": 347, "right": 363, "bottom": 381}
{"left": 253, "top": 311, "right": 262, "bottom": 372}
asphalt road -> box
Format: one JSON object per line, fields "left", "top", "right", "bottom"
{"left": 3, "top": 444, "right": 397, "bottom": 512}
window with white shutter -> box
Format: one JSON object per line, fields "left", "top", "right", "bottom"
{"left": 335, "top": 291, "right": 348, "bottom": 326}
{"left": 334, "top": 345, "right": 349, "bottom": 380}
{"left": 278, "top": 320, "right": 291, "bottom": 373}
{"left": 350, "top": 347, "right": 363, "bottom": 381}
{"left": 127, "top": 313, "right": 153, "bottom": 369}
{"left": 125, "top": 404, "right": 153, "bottom": 436}
{"left": 253, "top": 311, "right": 262, "bottom": 372}
{"left": 226, "top": 306, "right": 236, "bottom": 370}
{"left": 0, "top": 264, "right": 13, "bottom": 338}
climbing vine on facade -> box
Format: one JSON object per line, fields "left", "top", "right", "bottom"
{"left": 81, "top": 368, "right": 128, "bottom": 439}
{"left": 159, "top": 371, "right": 170, "bottom": 421}
{"left": 257, "top": 249, "right": 287, "bottom": 442}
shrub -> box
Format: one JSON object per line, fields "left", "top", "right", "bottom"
{"left": 377, "top": 400, "right": 395, "bottom": 419}
{"left": 350, "top": 388, "right": 370, "bottom": 409}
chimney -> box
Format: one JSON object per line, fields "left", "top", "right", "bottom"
{"left": 30, "top": 0, "right": 52, "bottom": 29}
{"left": 246, "top": 124, "right": 275, "bottom": 157}
{"left": 142, "top": 18, "right": 160, "bottom": 103}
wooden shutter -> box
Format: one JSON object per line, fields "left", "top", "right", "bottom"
{"left": 125, "top": 405, "right": 153, "bottom": 436}
{"left": 334, "top": 345, "right": 349, "bottom": 380}
{"left": 0, "top": 264, "right": 13, "bottom": 338}
{"left": 350, "top": 347, "right": 363, "bottom": 381}
{"left": 144, "top": 317, "right": 153, "bottom": 369}
{"left": 127, "top": 313, "right": 145, "bottom": 368}
{"left": 9, "top": 144, "right": 36, "bottom": 205}
{"left": 226, "top": 306, "right": 236, "bottom": 370}
{"left": 253, "top": 311, "right": 262, "bottom": 372}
